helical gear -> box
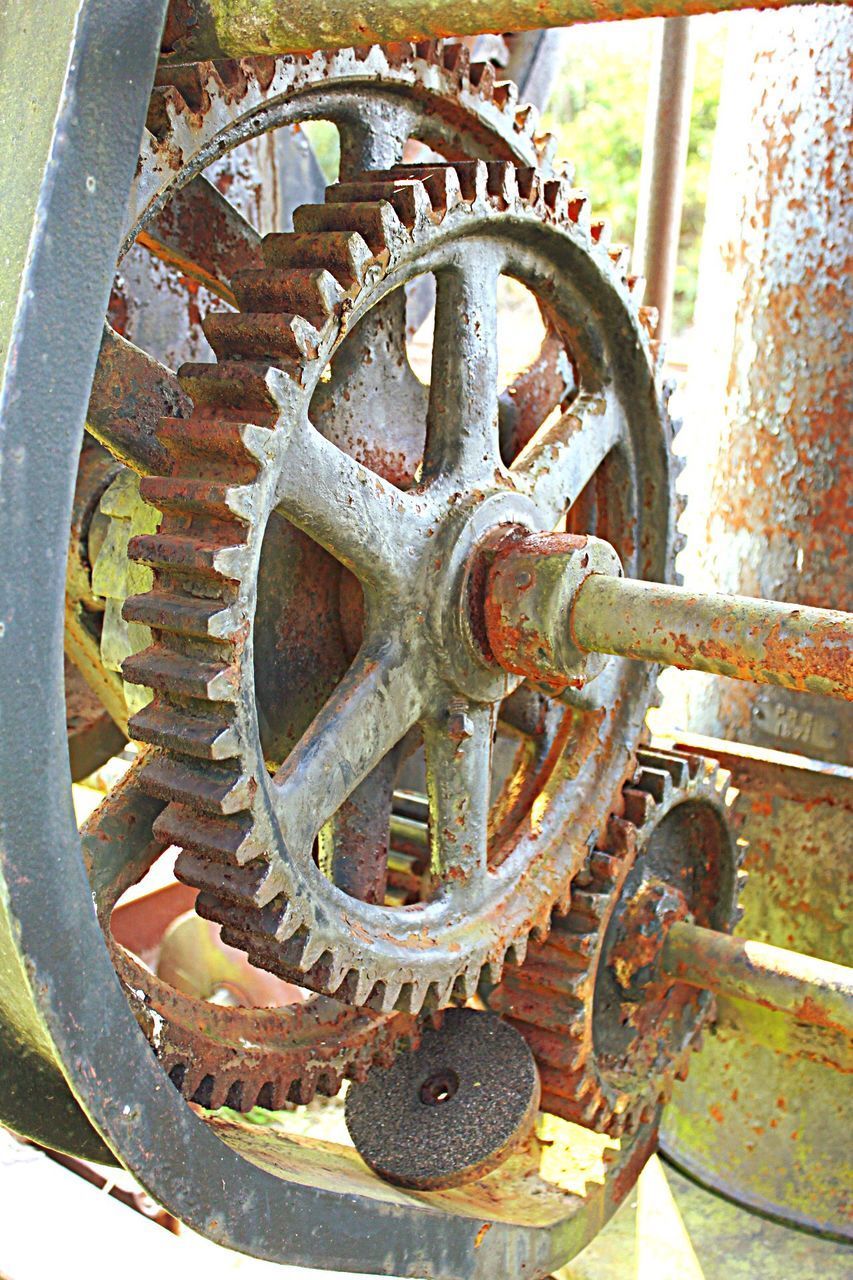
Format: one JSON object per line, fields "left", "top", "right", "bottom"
{"left": 121, "top": 156, "right": 676, "bottom": 1017}
{"left": 488, "top": 747, "right": 746, "bottom": 1136}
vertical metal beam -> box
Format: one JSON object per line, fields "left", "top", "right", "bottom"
{"left": 632, "top": 17, "right": 696, "bottom": 338}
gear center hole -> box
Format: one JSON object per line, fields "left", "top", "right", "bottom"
{"left": 419, "top": 1068, "right": 459, "bottom": 1106}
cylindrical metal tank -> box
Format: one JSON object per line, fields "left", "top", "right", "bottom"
{"left": 661, "top": 4, "right": 852, "bottom": 1238}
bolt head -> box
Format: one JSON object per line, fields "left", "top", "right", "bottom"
{"left": 448, "top": 711, "right": 475, "bottom": 742}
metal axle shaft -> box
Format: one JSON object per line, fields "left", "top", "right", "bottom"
{"left": 571, "top": 575, "right": 852, "bottom": 699}
{"left": 484, "top": 533, "right": 853, "bottom": 699}
{"left": 661, "top": 921, "right": 853, "bottom": 1038}
{"left": 161, "top": 0, "right": 840, "bottom": 62}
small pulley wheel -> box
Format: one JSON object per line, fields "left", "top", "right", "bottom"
{"left": 344, "top": 1008, "right": 540, "bottom": 1189}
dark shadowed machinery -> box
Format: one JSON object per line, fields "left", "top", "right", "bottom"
{"left": 0, "top": 1, "right": 850, "bottom": 1277}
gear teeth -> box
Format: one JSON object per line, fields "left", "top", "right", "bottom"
{"left": 123, "top": 590, "right": 241, "bottom": 641}
{"left": 136, "top": 751, "right": 253, "bottom": 815}
{"left": 128, "top": 531, "right": 249, "bottom": 584}
{"left": 121, "top": 646, "right": 237, "bottom": 701}
{"left": 326, "top": 178, "right": 433, "bottom": 230}
{"left": 469, "top": 60, "right": 496, "bottom": 99}
{"left": 292, "top": 200, "right": 410, "bottom": 255}
{"left": 565, "top": 190, "right": 591, "bottom": 231}
{"left": 515, "top": 102, "right": 540, "bottom": 137}
{"left": 262, "top": 229, "right": 376, "bottom": 288}
{"left": 626, "top": 275, "right": 646, "bottom": 301}
{"left": 506, "top": 934, "right": 530, "bottom": 967}
{"left": 486, "top": 161, "right": 520, "bottom": 208}
{"left": 638, "top": 305, "right": 659, "bottom": 339}
{"left": 635, "top": 765, "right": 674, "bottom": 804}
{"left": 590, "top": 219, "right": 611, "bottom": 249}
{"left": 157, "top": 416, "right": 275, "bottom": 467}
{"left": 489, "top": 747, "right": 743, "bottom": 1137}
{"left": 637, "top": 747, "right": 691, "bottom": 789}
{"left": 441, "top": 159, "right": 488, "bottom": 204}
{"left": 379, "top": 163, "right": 466, "bottom": 216}
{"left": 441, "top": 41, "right": 470, "bottom": 80}
{"left": 230, "top": 266, "right": 346, "bottom": 327}
{"left": 202, "top": 310, "right": 321, "bottom": 362}
{"left": 156, "top": 803, "right": 262, "bottom": 865}
{"left": 608, "top": 245, "right": 631, "bottom": 276}
{"left": 139, "top": 476, "right": 256, "bottom": 522}
{"left": 413, "top": 38, "right": 442, "bottom": 63}
{"left": 128, "top": 698, "right": 239, "bottom": 760}
{"left": 179, "top": 360, "right": 298, "bottom": 412}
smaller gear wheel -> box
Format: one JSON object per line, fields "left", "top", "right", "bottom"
{"left": 488, "top": 747, "right": 746, "bottom": 1136}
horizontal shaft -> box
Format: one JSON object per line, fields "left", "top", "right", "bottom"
{"left": 661, "top": 921, "right": 853, "bottom": 1037}
{"left": 161, "top": 0, "right": 836, "bottom": 61}
{"left": 571, "top": 576, "right": 852, "bottom": 699}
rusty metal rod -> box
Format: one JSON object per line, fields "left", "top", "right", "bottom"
{"left": 632, "top": 17, "right": 696, "bottom": 338}
{"left": 160, "top": 0, "right": 838, "bottom": 62}
{"left": 571, "top": 576, "right": 853, "bottom": 699}
{"left": 662, "top": 921, "right": 853, "bottom": 1037}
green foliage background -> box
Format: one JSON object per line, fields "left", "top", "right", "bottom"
{"left": 543, "top": 16, "right": 727, "bottom": 334}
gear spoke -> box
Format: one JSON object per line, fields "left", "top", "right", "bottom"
{"left": 80, "top": 760, "right": 167, "bottom": 913}
{"left": 275, "top": 415, "right": 422, "bottom": 589}
{"left": 511, "top": 388, "right": 625, "bottom": 527}
{"left": 273, "top": 638, "right": 423, "bottom": 856}
{"left": 318, "top": 748, "right": 401, "bottom": 905}
{"left": 498, "top": 329, "right": 575, "bottom": 463}
{"left": 87, "top": 326, "right": 188, "bottom": 475}
{"left": 336, "top": 101, "right": 419, "bottom": 177}
{"left": 138, "top": 175, "right": 263, "bottom": 305}
{"left": 423, "top": 699, "right": 496, "bottom": 889}
{"left": 424, "top": 254, "right": 501, "bottom": 485}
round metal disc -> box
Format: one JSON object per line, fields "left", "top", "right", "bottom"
{"left": 344, "top": 1008, "right": 540, "bottom": 1190}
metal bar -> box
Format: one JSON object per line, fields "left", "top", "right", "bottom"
{"left": 662, "top": 921, "right": 853, "bottom": 1037}
{"left": 160, "top": 0, "right": 838, "bottom": 62}
{"left": 571, "top": 576, "right": 853, "bottom": 699}
{"left": 632, "top": 17, "right": 696, "bottom": 338}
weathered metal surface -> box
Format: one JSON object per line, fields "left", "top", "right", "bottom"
{"left": 658, "top": 8, "right": 853, "bottom": 1237}
{"left": 572, "top": 576, "right": 853, "bottom": 698}
{"left": 83, "top": 765, "right": 418, "bottom": 1113}
{"left": 674, "top": 4, "right": 853, "bottom": 765}
{"left": 660, "top": 734, "right": 853, "bottom": 1237}
{"left": 632, "top": 17, "right": 695, "bottom": 340}
{"left": 489, "top": 748, "right": 743, "bottom": 1136}
{"left": 345, "top": 1009, "right": 540, "bottom": 1189}
{"left": 122, "top": 162, "right": 676, "bottom": 1017}
{"left": 1, "top": 29, "right": 671, "bottom": 1269}
{"left": 0, "top": 0, "right": 169, "bottom": 1168}
{"left": 64, "top": 440, "right": 129, "bottom": 771}
{"left": 486, "top": 530, "right": 622, "bottom": 690}
{"left": 159, "top": 0, "right": 839, "bottom": 62}
{"left": 484, "top": 529, "right": 853, "bottom": 697}
{"left": 662, "top": 921, "right": 853, "bottom": 1036}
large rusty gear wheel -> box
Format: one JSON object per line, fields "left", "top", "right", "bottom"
{"left": 77, "top": 42, "right": 587, "bottom": 1109}
{"left": 122, "top": 158, "right": 678, "bottom": 1015}
{"left": 488, "top": 747, "right": 746, "bottom": 1136}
